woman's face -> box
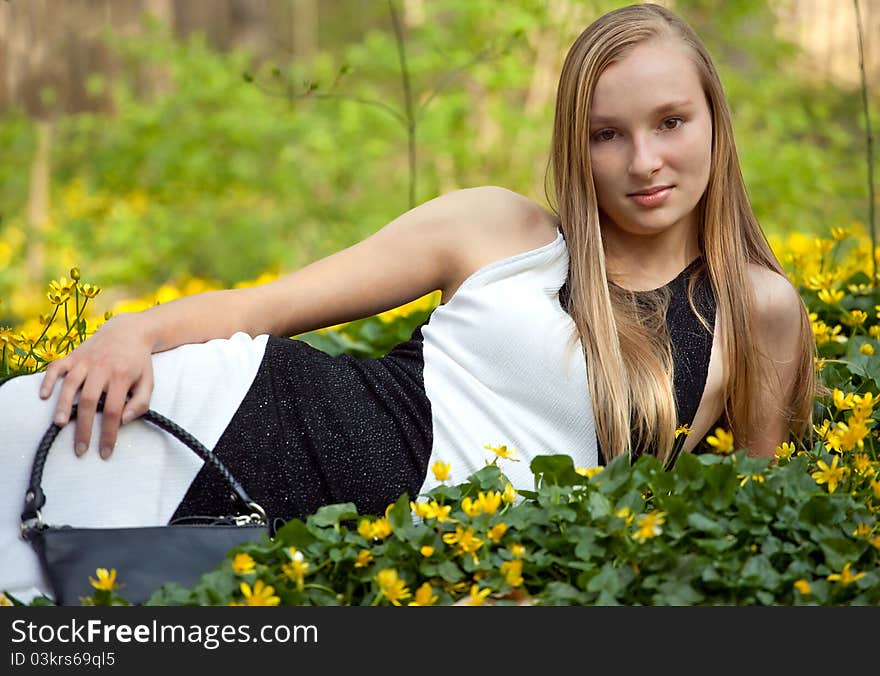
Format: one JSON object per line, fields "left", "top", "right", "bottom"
{"left": 588, "top": 38, "right": 713, "bottom": 244}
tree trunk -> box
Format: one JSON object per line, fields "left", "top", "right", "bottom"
{"left": 26, "top": 120, "right": 52, "bottom": 289}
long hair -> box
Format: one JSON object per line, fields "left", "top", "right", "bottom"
{"left": 545, "top": 2, "right": 818, "bottom": 465}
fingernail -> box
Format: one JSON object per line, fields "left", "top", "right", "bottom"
{"left": 75, "top": 442, "right": 87, "bottom": 456}
{"left": 121, "top": 411, "right": 133, "bottom": 424}
{"left": 55, "top": 414, "right": 67, "bottom": 426}
{"left": 100, "top": 446, "right": 112, "bottom": 460}
{"left": 39, "top": 388, "right": 47, "bottom": 398}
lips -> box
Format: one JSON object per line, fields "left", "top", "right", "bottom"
{"left": 628, "top": 185, "right": 673, "bottom": 196}
{"left": 629, "top": 186, "right": 673, "bottom": 208}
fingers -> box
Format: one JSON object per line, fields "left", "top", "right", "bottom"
{"left": 72, "top": 376, "right": 105, "bottom": 458}
{"left": 53, "top": 363, "right": 87, "bottom": 427}
{"left": 40, "top": 358, "right": 70, "bottom": 409}
{"left": 121, "top": 364, "right": 153, "bottom": 425}
{"left": 98, "top": 378, "right": 131, "bottom": 459}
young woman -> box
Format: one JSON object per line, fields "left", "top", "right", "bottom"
{"left": 0, "top": 3, "right": 817, "bottom": 600}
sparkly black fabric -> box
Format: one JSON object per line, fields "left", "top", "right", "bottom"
{"left": 572, "top": 256, "right": 717, "bottom": 465}
{"left": 171, "top": 322, "right": 432, "bottom": 524}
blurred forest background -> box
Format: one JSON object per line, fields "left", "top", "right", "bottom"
{"left": 0, "top": 0, "right": 878, "bottom": 325}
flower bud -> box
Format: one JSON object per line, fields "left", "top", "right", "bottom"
{"left": 70, "top": 267, "right": 81, "bottom": 281}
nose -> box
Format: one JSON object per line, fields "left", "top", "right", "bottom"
{"left": 628, "top": 133, "right": 663, "bottom": 178}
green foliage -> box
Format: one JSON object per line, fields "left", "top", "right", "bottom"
{"left": 37, "top": 450, "right": 880, "bottom": 607}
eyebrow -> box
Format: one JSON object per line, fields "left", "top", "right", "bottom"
{"left": 590, "top": 99, "right": 693, "bottom": 125}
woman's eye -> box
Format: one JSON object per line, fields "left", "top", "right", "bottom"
{"left": 592, "top": 117, "right": 684, "bottom": 143}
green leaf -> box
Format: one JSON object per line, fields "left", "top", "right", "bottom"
{"left": 653, "top": 579, "right": 704, "bottom": 606}
{"left": 465, "top": 464, "right": 507, "bottom": 491}
{"left": 740, "top": 555, "right": 781, "bottom": 590}
{"left": 686, "top": 512, "right": 726, "bottom": 537}
{"left": 544, "top": 581, "right": 590, "bottom": 605}
{"left": 310, "top": 502, "right": 359, "bottom": 528}
{"left": 671, "top": 451, "right": 705, "bottom": 489}
{"left": 587, "top": 492, "right": 612, "bottom": 520}
{"left": 816, "top": 534, "right": 865, "bottom": 572}
{"left": 274, "top": 518, "right": 317, "bottom": 549}
{"left": 530, "top": 454, "right": 585, "bottom": 488}
{"left": 703, "top": 462, "right": 739, "bottom": 510}
{"left": 434, "top": 560, "right": 464, "bottom": 583}
{"left": 385, "top": 493, "right": 411, "bottom": 531}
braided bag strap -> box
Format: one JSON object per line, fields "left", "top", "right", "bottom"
{"left": 20, "top": 394, "right": 265, "bottom": 528}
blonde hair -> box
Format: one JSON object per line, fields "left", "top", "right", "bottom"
{"left": 545, "top": 2, "right": 819, "bottom": 465}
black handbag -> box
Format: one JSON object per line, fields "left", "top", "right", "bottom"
{"left": 19, "top": 400, "right": 273, "bottom": 606}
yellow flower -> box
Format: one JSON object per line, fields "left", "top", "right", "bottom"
{"left": 576, "top": 466, "right": 604, "bottom": 479}
{"left": 0, "top": 327, "right": 17, "bottom": 348}
{"left": 461, "top": 584, "right": 492, "bottom": 606}
{"left": 510, "top": 544, "right": 527, "bottom": 559}
{"left": 860, "top": 343, "right": 875, "bottom": 356}
{"left": 375, "top": 568, "right": 411, "bottom": 606}
{"left": 500, "top": 559, "right": 524, "bottom": 587}
{"left": 853, "top": 453, "right": 872, "bottom": 476}
{"left": 632, "top": 511, "right": 666, "bottom": 543}
{"left": 675, "top": 424, "right": 692, "bottom": 437}
{"left": 775, "top": 442, "right": 795, "bottom": 461}
{"left": 34, "top": 337, "right": 65, "bottom": 362}
{"left": 870, "top": 325, "right": 880, "bottom": 340}
{"left": 240, "top": 579, "right": 281, "bottom": 606}
{"left": 869, "top": 534, "right": 880, "bottom": 550}
{"left": 811, "top": 316, "right": 843, "bottom": 346}
{"left": 431, "top": 460, "right": 451, "bottom": 482}
{"left": 501, "top": 482, "right": 518, "bottom": 504}
{"left": 354, "top": 550, "right": 374, "bottom": 568}
{"left": 852, "top": 391, "right": 878, "bottom": 417}
{"left": 706, "top": 428, "right": 735, "bottom": 455}
{"left": 89, "top": 568, "right": 118, "bottom": 591}
{"left": 811, "top": 456, "right": 847, "bottom": 493}
{"left": 488, "top": 523, "right": 508, "bottom": 543}
{"left": 817, "top": 288, "right": 844, "bottom": 305}
{"left": 410, "top": 500, "right": 433, "bottom": 519}
{"left": 615, "top": 506, "right": 636, "bottom": 526}
{"left": 738, "top": 473, "right": 766, "bottom": 487}
{"left": 47, "top": 280, "right": 72, "bottom": 305}
{"left": 358, "top": 517, "right": 392, "bottom": 540}
{"left": 826, "top": 419, "right": 870, "bottom": 453}
{"left": 461, "top": 496, "right": 482, "bottom": 517}
{"left": 847, "top": 310, "right": 868, "bottom": 326}
{"left": 813, "top": 419, "right": 832, "bottom": 440}
{"left": 0, "top": 593, "right": 13, "bottom": 606}
{"left": 281, "top": 549, "right": 309, "bottom": 592}
{"left": 826, "top": 563, "right": 866, "bottom": 585}
{"left": 830, "top": 227, "right": 849, "bottom": 241}
{"left": 425, "top": 501, "right": 453, "bottom": 522}
{"left": 483, "top": 444, "right": 520, "bottom": 462}
{"left": 231, "top": 553, "right": 256, "bottom": 575}
{"left": 852, "top": 523, "right": 872, "bottom": 538}
{"left": 793, "top": 579, "right": 812, "bottom": 595}
{"left": 408, "top": 582, "right": 438, "bottom": 606}
{"left": 420, "top": 545, "right": 435, "bottom": 558}
{"left": 442, "top": 525, "right": 484, "bottom": 564}
{"left": 833, "top": 389, "right": 855, "bottom": 411}
{"left": 871, "top": 478, "right": 880, "bottom": 499}
{"left": 78, "top": 283, "right": 101, "bottom": 299}
{"left": 476, "top": 491, "right": 502, "bottom": 515}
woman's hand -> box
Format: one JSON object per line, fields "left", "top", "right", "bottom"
{"left": 38, "top": 313, "right": 155, "bottom": 459}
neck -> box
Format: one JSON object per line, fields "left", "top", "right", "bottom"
{"left": 602, "top": 221, "right": 701, "bottom": 293}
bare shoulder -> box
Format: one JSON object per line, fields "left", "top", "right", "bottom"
{"left": 746, "top": 263, "right": 804, "bottom": 342}
{"left": 442, "top": 186, "right": 560, "bottom": 302}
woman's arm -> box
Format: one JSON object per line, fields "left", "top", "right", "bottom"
{"left": 40, "top": 185, "right": 521, "bottom": 457}
{"left": 742, "top": 266, "right": 807, "bottom": 458}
